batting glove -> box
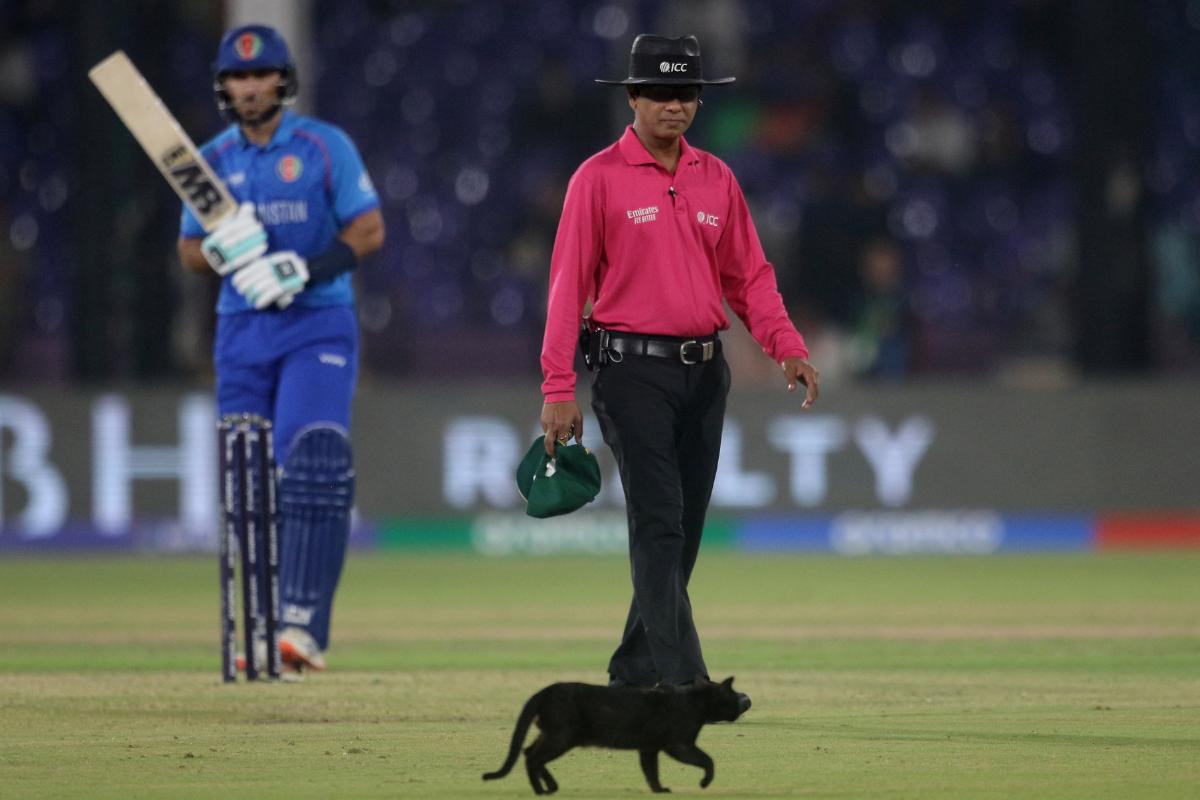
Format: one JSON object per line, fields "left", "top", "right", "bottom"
{"left": 201, "top": 202, "right": 268, "bottom": 275}
{"left": 233, "top": 251, "right": 309, "bottom": 309}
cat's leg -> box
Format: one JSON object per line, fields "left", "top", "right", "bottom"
{"left": 538, "top": 764, "right": 559, "bottom": 795}
{"left": 639, "top": 748, "right": 670, "bottom": 793}
{"left": 525, "top": 735, "right": 573, "bottom": 795}
{"left": 665, "top": 742, "right": 715, "bottom": 788}
{"left": 523, "top": 737, "right": 547, "bottom": 794}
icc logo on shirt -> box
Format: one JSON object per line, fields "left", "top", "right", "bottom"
{"left": 697, "top": 211, "right": 719, "bottom": 227}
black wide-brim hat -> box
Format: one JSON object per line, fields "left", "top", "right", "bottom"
{"left": 596, "top": 34, "right": 735, "bottom": 86}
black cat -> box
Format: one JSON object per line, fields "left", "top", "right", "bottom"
{"left": 482, "top": 677, "right": 751, "bottom": 795}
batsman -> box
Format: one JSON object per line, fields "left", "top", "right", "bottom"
{"left": 178, "top": 24, "right": 384, "bottom": 675}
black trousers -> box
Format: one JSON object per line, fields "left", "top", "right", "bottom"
{"left": 591, "top": 348, "right": 730, "bottom": 686}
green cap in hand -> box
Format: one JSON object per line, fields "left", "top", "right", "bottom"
{"left": 515, "top": 437, "right": 602, "bottom": 518}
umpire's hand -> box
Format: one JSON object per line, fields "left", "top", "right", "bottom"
{"left": 541, "top": 400, "right": 583, "bottom": 455}
{"left": 781, "top": 358, "right": 820, "bottom": 409}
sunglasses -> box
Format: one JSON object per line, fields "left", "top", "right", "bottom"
{"left": 637, "top": 85, "right": 702, "bottom": 103}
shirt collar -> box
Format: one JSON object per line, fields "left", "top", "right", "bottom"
{"left": 618, "top": 125, "right": 701, "bottom": 168}
{"left": 238, "top": 110, "right": 299, "bottom": 150}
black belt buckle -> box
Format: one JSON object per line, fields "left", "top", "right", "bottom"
{"left": 680, "top": 340, "right": 713, "bottom": 364}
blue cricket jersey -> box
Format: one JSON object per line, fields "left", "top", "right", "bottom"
{"left": 180, "top": 111, "right": 380, "bottom": 314}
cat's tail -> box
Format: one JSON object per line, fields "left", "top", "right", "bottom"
{"left": 482, "top": 690, "right": 541, "bottom": 781}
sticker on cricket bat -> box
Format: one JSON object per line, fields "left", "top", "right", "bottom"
{"left": 161, "top": 143, "right": 227, "bottom": 218}
{"left": 88, "top": 50, "right": 236, "bottom": 232}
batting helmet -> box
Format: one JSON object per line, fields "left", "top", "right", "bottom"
{"left": 212, "top": 24, "right": 298, "bottom": 124}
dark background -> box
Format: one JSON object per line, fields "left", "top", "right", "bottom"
{"left": 1, "top": 0, "right": 1198, "bottom": 387}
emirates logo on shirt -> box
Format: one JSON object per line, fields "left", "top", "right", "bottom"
{"left": 626, "top": 205, "right": 659, "bottom": 225}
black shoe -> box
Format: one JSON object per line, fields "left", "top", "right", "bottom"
{"left": 608, "top": 675, "right": 638, "bottom": 688}
{"left": 736, "top": 691, "right": 752, "bottom": 714}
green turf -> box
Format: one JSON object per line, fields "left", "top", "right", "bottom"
{"left": 0, "top": 553, "right": 1197, "bottom": 798}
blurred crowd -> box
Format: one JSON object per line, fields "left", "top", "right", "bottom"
{"left": 1, "top": 0, "right": 1198, "bottom": 383}
{"left": 0, "top": 1, "right": 74, "bottom": 379}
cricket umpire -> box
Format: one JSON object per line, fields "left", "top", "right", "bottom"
{"left": 538, "top": 34, "right": 819, "bottom": 690}
{"left": 177, "top": 25, "right": 384, "bottom": 674}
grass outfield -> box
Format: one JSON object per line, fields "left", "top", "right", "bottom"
{"left": 0, "top": 553, "right": 1197, "bottom": 798}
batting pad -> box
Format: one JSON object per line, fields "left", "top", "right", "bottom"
{"left": 278, "top": 425, "right": 355, "bottom": 651}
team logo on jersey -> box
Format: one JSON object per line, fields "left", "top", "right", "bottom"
{"left": 235, "top": 33, "right": 263, "bottom": 60}
{"left": 276, "top": 155, "right": 303, "bottom": 183}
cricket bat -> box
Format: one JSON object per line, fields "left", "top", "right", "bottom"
{"left": 88, "top": 50, "right": 236, "bottom": 232}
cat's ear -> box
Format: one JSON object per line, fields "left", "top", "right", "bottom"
{"left": 720, "top": 676, "right": 734, "bottom": 689}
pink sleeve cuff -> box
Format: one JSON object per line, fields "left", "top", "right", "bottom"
{"left": 777, "top": 347, "right": 810, "bottom": 363}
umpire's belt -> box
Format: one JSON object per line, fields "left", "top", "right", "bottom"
{"left": 606, "top": 332, "right": 721, "bottom": 365}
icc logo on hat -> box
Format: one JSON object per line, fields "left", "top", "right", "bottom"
{"left": 596, "top": 34, "right": 735, "bottom": 86}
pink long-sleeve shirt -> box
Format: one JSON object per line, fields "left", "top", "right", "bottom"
{"left": 540, "top": 125, "right": 809, "bottom": 402}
